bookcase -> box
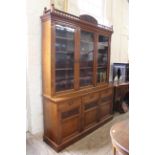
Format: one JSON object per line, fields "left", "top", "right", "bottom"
{"left": 41, "top": 4, "right": 114, "bottom": 152}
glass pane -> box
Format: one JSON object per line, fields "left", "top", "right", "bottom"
{"left": 97, "top": 35, "right": 109, "bottom": 83}
{"left": 97, "top": 68, "right": 107, "bottom": 83}
{"left": 55, "top": 25, "right": 75, "bottom": 92}
{"left": 80, "top": 30, "right": 94, "bottom": 87}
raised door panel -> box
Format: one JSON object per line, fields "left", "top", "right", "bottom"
{"left": 58, "top": 99, "right": 81, "bottom": 141}
{"left": 61, "top": 116, "right": 80, "bottom": 140}
{"left": 100, "top": 101, "right": 111, "bottom": 120}
{"left": 82, "top": 93, "right": 99, "bottom": 129}
{"left": 99, "top": 90, "right": 113, "bottom": 120}
{"left": 84, "top": 106, "right": 98, "bottom": 128}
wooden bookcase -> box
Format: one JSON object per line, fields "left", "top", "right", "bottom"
{"left": 41, "top": 4, "right": 114, "bottom": 152}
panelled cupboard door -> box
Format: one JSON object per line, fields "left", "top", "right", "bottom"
{"left": 82, "top": 92, "right": 99, "bottom": 129}
{"left": 99, "top": 101, "right": 112, "bottom": 120}
{"left": 83, "top": 103, "right": 98, "bottom": 128}
{"left": 99, "top": 88, "right": 113, "bottom": 120}
{"left": 58, "top": 98, "right": 81, "bottom": 141}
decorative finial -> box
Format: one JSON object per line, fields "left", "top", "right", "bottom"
{"left": 44, "top": 7, "right": 47, "bottom": 14}
{"left": 50, "top": 0, "right": 55, "bottom": 12}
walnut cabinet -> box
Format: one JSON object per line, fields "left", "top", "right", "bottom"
{"left": 41, "top": 4, "right": 114, "bottom": 152}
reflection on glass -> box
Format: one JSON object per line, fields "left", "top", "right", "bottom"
{"left": 97, "top": 68, "right": 107, "bottom": 83}
{"left": 80, "top": 30, "right": 94, "bottom": 87}
{"left": 97, "top": 35, "right": 109, "bottom": 83}
{"left": 55, "top": 25, "right": 75, "bottom": 92}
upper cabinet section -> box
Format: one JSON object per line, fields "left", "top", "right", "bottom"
{"left": 41, "top": 4, "right": 113, "bottom": 95}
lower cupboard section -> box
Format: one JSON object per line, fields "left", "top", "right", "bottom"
{"left": 43, "top": 114, "right": 113, "bottom": 152}
{"left": 43, "top": 86, "right": 114, "bottom": 152}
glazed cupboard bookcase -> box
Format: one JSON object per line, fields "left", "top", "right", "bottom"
{"left": 41, "top": 4, "right": 114, "bottom": 152}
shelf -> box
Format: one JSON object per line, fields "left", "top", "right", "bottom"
{"left": 80, "top": 73, "right": 93, "bottom": 77}
{"left": 80, "top": 67, "right": 93, "bottom": 70}
{"left": 80, "top": 76, "right": 92, "bottom": 79}
{"left": 98, "top": 42, "right": 108, "bottom": 47}
{"left": 80, "top": 40, "right": 94, "bottom": 44}
{"left": 56, "top": 77, "right": 74, "bottom": 82}
{"left": 80, "top": 60, "right": 93, "bottom": 62}
{"left": 97, "top": 65, "right": 107, "bottom": 68}
{"left": 80, "top": 76, "right": 92, "bottom": 80}
{"left": 56, "top": 80, "right": 74, "bottom": 86}
{"left": 56, "top": 51, "right": 74, "bottom": 54}
{"left": 56, "top": 79, "right": 74, "bottom": 83}
{"left": 56, "top": 68, "right": 74, "bottom": 71}
{"left": 80, "top": 50, "right": 93, "bottom": 54}
{"left": 97, "top": 67, "right": 107, "bottom": 69}
{"left": 56, "top": 36, "right": 74, "bottom": 41}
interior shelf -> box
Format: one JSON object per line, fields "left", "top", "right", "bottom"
{"left": 80, "top": 40, "right": 94, "bottom": 44}
{"left": 56, "top": 36, "right": 74, "bottom": 41}
{"left": 56, "top": 68, "right": 74, "bottom": 71}
{"left": 97, "top": 66, "right": 107, "bottom": 69}
{"left": 80, "top": 67, "right": 93, "bottom": 70}
{"left": 56, "top": 50, "right": 74, "bottom": 53}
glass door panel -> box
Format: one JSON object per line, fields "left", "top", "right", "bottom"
{"left": 97, "top": 35, "right": 109, "bottom": 83}
{"left": 55, "top": 24, "right": 75, "bottom": 92}
{"left": 80, "top": 30, "right": 94, "bottom": 87}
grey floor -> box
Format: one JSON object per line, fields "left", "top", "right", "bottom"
{"left": 26, "top": 112, "right": 128, "bottom": 155}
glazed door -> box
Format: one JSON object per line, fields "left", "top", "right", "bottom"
{"left": 79, "top": 30, "right": 94, "bottom": 87}
{"left": 97, "top": 35, "right": 109, "bottom": 84}
{"left": 55, "top": 24, "right": 75, "bottom": 92}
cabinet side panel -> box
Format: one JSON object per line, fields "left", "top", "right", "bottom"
{"left": 43, "top": 98, "right": 59, "bottom": 143}
{"left": 42, "top": 20, "right": 51, "bottom": 96}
